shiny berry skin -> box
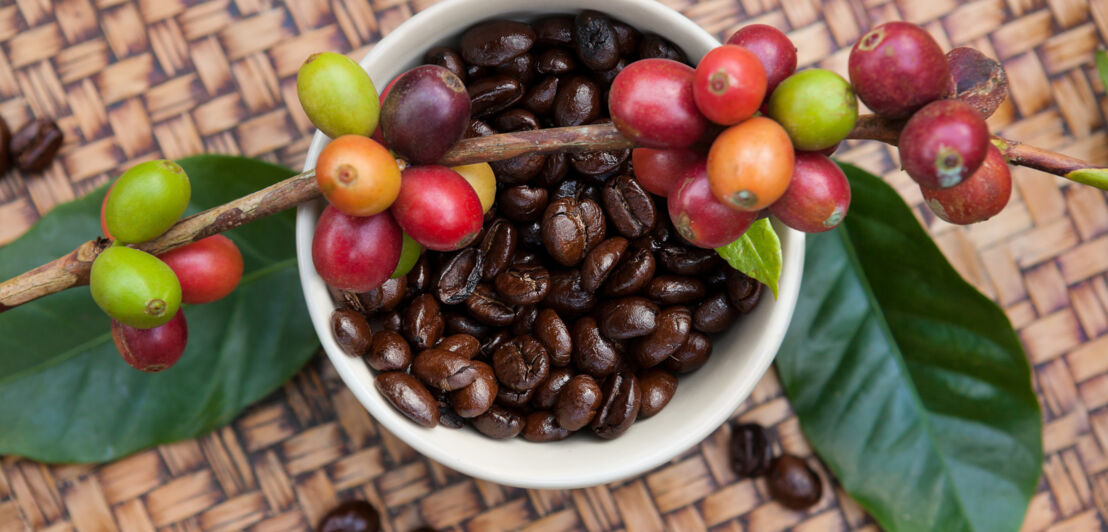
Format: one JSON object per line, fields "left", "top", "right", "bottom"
{"left": 391, "top": 232, "right": 422, "bottom": 279}
{"left": 669, "top": 158, "right": 759, "bottom": 248}
{"left": 90, "top": 246, "right": 182, "bottom": 330}
{"left": 158, "top": 235, "right": 244, "bottom": 304}
{"left": 381, "top": 65, "right": 471, "bottom": 164}
{"left": 391, "top": 165, "right": 483, "bottom": 251}
{"left": 99, "top": 181, "right": 115, "bottom": 239}
{"left": 693, "top": 45, "right": 766, "bottom": 125}
{"left": 921, "top": 145, "right": 1011, "bottom": 224}
{"left": 609, "top": 58, "right": 708, "bottom": 149}
{"left": 898, "top": 99, "right": 989, "bottom": 189}
{"left": 111, "top": 310, "right": 188, "bottom": 373}
{"left": 848, "top": 21, "right": 949, "bottom": 119}
{"left": 451, "top": 162, "right": 497, "bottom": 213}
{"left": 104, "top": 160, "right": 191, "bottom": 244}
{"left": 312, "top": 206, "right": 403, "bottom": 292}
{"left": 297, "top": 52, "right": 380, "bottom": 139}
{"left": 706, "top": 116, "right": 795, "bottom": 211}
{"left": 767, "top": 69, "right": 857, "bottom": 152}
{"left": 726, "top": 24, "right": 797, "bottom": 99}
{"left": 371, "top": 76, "right": 399, "bottom": 144}
{"left": 631, "top": 147, "right": 702, "bottom": 197}
{"left": 768, "top": 152, "right": 851, "bottom": 233}
{"left": 315, "top": 135, "right": 401, "bottom": 216}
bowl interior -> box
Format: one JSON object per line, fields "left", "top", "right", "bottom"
{"left": 296, "top": 0, "right": 805, "bottom": 489}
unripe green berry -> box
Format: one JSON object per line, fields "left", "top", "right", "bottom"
{"left": 767, "top": 69, "right": 858, "bottom": 151}
{"left": 105, "top": 160, "right": 191, "bottom": 244}
{"left": 297, "top": 52, "right": 380, "bottom": 138}
{"left": 90, "top": 246, "right": 182, "bottom": 330}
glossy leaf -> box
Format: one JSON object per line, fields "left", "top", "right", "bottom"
{"left": 776, "top": 164, "right": 1042, "bottom": 532}
{"left": 0, "top": 155, "right": 317, "bottom": 463}
{"left": 715, "top": 218, "right": 781, "bottom": 298}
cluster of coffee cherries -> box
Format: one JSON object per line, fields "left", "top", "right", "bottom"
{"left": 90, "top": 162, "right": 244, "bottom": 372}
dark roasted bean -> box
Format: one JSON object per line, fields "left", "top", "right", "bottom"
{"left": 637, "top": 369, "right": 677, "bottom": 418}
{"left": 358, "top": 276, "right": 406, "bottom": 312}
{"left": 533, "top": 16, "right": 574, "bottom": 46}
{"left": 534, "top": 308, "right": 572, "bottom": 366}
{"left": 466, "top": 64, "right": 489, "bottom": 80}
{"left": 436, "top": 334, "right": 480, "bottom": 359}
{"left": 375, "top": 372, "right": 438, "bottom": 427}
{"left": 451, "top": 361, "right": 498, "bottom": 418}
{"left": 611, "top": 19, "right": 641, "bottom": 56}
{"left": 472, "top": 405, "right": 524, "bottom": 439}
{"left": 730, "top": 422, "right": 773, "bottom": 478}
{"left": 726, "top": 270, "right": 764, "bottom": 313}
{"left": 492, "top": 153, "right": 547, "bottom": 184}
{"left": 480, "top": 329, "right": 513, "bottom": 359}
{"left": 532, "top": 367, "right": 574, "bottom": 409}
{"left": 544, "top": 270, "right": 596, "bottom": 315}
{"left": 646, "top": 276, "right": 706, "bottom": 305}
{"left": 603, "top": 173, "right": 656, "bottom": 238}
{"left": 604, "top": 246, "right": 655, "bottom": 296}
{"left": 466, "top": 118, "right": 498, "bottom": 138}
{"left": 767, "top": 455, "right": 823, "bottom": 509}
{"left": 317, "top": 500, "right": 381, "bottom": 532}
{"left": 469, "top": 75, "right": 524, "bottom": 117}
{"left": 536, "top": 48, "right": 577, "bottom": 74}
{"left": 11, "top": 119, "right": 63, "bottom": 173}
{"left": 436, "top": 248, "right": 484, "bottom": 304}
{"left": 493, "top": 108, "right": 541, "bottom": 132}
{"left": 425, "top": 46, "right": 467, "bottom": 81}
{"left": 591, "top": 371, "right": 641, "bottom": 439}
{"left": 542, "top": 197, "right": 606, "bottom": 267}
{"left": 580, "top": 237, "right": 628, "bottom": 292}
{"left": 518, "top": 220, "right": 544, "bottom": 250}
{"left": 631, "top": 306, "right": 691, "bottom": 368}
{"left": 402, "top": 294, "right": 444, "bottom": 350}
{"left": 598, "top": 297, "right": 659, "bottom": 340}
{"left": 496, "top": 386, "right": 534, "bottom": 408}
{"left": 495, "top": 264, "right": 550, "bottom": 306}
{"left": 381, "top": 311, "right": 402, "bottom": 332}
{"left": 574, "top": 10, "right": 620, "bottom": 71}
{"left": 693, "top": 293, "right": 739, "bottom": 333}
{"left": 553, "top": 76, "right": 601, "bottom": 127}
{"left": 413, "top": 348, "right": 479, "bottom": 391}
{"left": 330, "top": 310, "right": 372, "bottom": 357}
{"left": 638, "top": 34, "right": 688, "bottom": 63}
{"left": 498, "top": 185, "right": 549, "bottom": 222}
{"left": 465, "top": 284, "right": 517, "bottom": 327}
{"left": 571, "top": 148, "right": 629, "bottom": 177}
{"left": 523, "top": 76, "right": 560, "bottom": 116}
{"left": 552, "top": 175, "right": 586, "bottom": 200}
{"left": 534, "top": 151, "right": 569, "bottom": 188}
{"left": 492, "top": 335, "right": 550, "bottom": 391}
{"left": 444, "top": 312, "right": 489, "bottom": 338}
{"left": 522, "top": 411, "right": 571, "bottom": 442}
{"left": 511, "top": 304, "right": 539, "bottom": 336}
{"left": 593, "top": 56, "right": 630, "bottom": 86}
{"left": 572, "top": 317, "right": 622, "bottom": 378}
{"left": 657, "top": 245, "right": 719, "bottom": 275}
{"left": 407, "top": 255, "right": 434, "bottom": 294}
{"left": 479, "top": 218, "right": 517, "bottom": 281}
{"left": 460, "top": 20, "right": 536, "bottom": 66}
{"left": 495, "top": 52, "right": 537, "bottom": 84}
{"left": 664, "top": 331, "right": 712, "bottom": 373}
{"left": 554, "top": 374, "right": 602, "bottom": 431}
{"left": 438, "top": 401, "right": 466, "bottom": 428}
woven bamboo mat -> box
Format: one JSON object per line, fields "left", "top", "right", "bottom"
{"left": 0, "top": 0, "right": 1105, "bottom": 530}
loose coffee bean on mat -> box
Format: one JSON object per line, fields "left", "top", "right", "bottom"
{"left": 11, "top": 118, "right": 63, "bottom": 173}
{"left": 730, "top": 422, "right": 773, "bottom": 478}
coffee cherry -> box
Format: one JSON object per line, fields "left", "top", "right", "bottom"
{"left": 767, "top": 69, "right": 857, "bottom": 152}
{"left": 312, "top": 206, "right": 403, "bottom": 292}
{"left": 631, "top": 147, "right": 701, "bottom": 197}
{"left": 706, "top": 116, "right": 794, "bottom": 211}
{"left": 669, "top": 158, "right": 758, "bottom": 248}
{"left": 104, "top": 160, "right": 191, "bottom": 244}
{"left": 848, "top": 21, "right": 949, "bottom": 119}
{"left": 391, "top": 165, "right": 484, "bottom": 251}
{"left": 768, "top": 152, "right": 851, "bottom": 233}
{"left": 90, "top": 246, "right": 182, "bottom": 329}
{"left": 315, "top": 135, "right": 401, "bottom": 217}
{"left": 111, "top": 310, "right": 188, "bottom": 373}
{"left": 692, "top": 45, "right": 766, "bottom": 125}
{"left": 609, "top": 58, "right": 708, "bottom": 149}
{"left": 944, "top": 47, "right": 1008, "bottom": 119}
{"left": 381, "top": 65, "right": 471, "bottom": 164}
{"left": 726, "top": 24, "right": 797, "bottom": 100}
{"left": 391, "top": 232, "right": 422, "bottom": 279}
{"left": 921, "top": 145, "right": 1011, "bottom": 224}
{"left": 297, "top": 52, "right": 380, "bottom": 139}
{"left": 158, "top": 235, "right": 244, "bottom": 304}
{"left": 452, "top": 162, "right": 497, "bottom": 213}
{"left": 898, "top": 99, "right": 989, "bottom": 189}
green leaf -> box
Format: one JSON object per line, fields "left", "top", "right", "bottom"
{"left": 776, "top": 163, "right": 1042, "bottom": 532}
{"left": 1097, "top": 49, "right": 1108, "bottom": 91}
{"left": 715, "top": 218, "right": 781, "bottom": 298}
{"left": 0, "top": 155, "right": 318, "bottom": 463}
{"left": 1065, "top": 168, "right": 1108, "bottom": 191}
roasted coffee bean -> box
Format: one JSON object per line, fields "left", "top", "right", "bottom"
{"left": 0, "top": 117, "right": 9, "bottom": 175}
{"left": 518, "top": 220, "right": 544, "bottom": 250}
{"left": 533, "top": 16, "right": 574, "bottom": 46}
{"left": 532, "top": 367, "right": 574, "bottom": 409}
{"left": 591, "top": 371, "right": 641, "bottom": 439}
{"left": 451, "top": 361, "right": 498, "bottom": 418}
{"left": 646, "top": 276, "right": 706, "bottom": 305}
{"left": 494, "top": 264, "right": 550, "bottom": 305}
{"left": 11, "top": 119, "right": 63, "bottom": 173}
{"left": 580, "top": 237, "right": 628, "bottom": 292}
{"left": 511, "top": 304, "right": 539, "bottom": 336}
{"left": 554, "top": 374, "right": 602, "bottom": 431}
{"left": 522, "top": 411, "right": 572, "bottom": 442}
{"left": 571, "top": 148, "right": 629, "bottom": 177}
{"left": 466, "top": 118, "right": 497, "bottom": 138}
{"left": 480, "top": 329, "right": 512, "bottom": 359}
{"left": 572, "top": 317, "right": 622, "bottom": 377}
{"left": 498, "top": 185, "right": 549, "bottom": 222}
{"left": 381, "top": 311, "right": 402, "bottom": 332}
{"left": 611, "top": 19, "right": 641, "bottom": 56}
{"left": 466, "top": 64, "right": 489, "bottom": 80}
{"left": 358, "top": 276, "right": 406, "bottom": 312}
{"left": 598, "top": 297, "right": 659, "bottom": 340}
{"left": 730, "top": 423, "right": 772, "bottom": 478}
{"left": 465, "top": 284, "right": 517, "bottom": 327}
{"left": 638, "top": 34, "right": 688, "bottom": 63}
{"left": 535, "top": 151, "right": 569, "bottom": 187}
{"left": 767, "top": 455, "right": 823, "bottom": 510}
{"left": 664, "top": 331, "right": 712, "bottom": 373}
{"left": 593, "top": 56, "right": 630, "bottom": 86}
{"left": 437, "top": 401, "right": 466, "bottom": 429}
{"left": 317, "top": 500, "right": 381, "bottom": 532}
{"left": 693, "top": 293, "right": 739, "bottom": 333}
{"left": 637, "top": 369, "right": 677, "bottom": 418}
{"left": 493, "top": 108, "right": 541, "bottom": 132}
{"left": 523, "top": 76, "right": 560, "bottom": 116}
{"left": 534, "top": 308, "right": 572, "bottom": 366}
{"left": 472, "top": 405, "right": 524, "bottom": 439}
{"left": 726, "top": 270, "right": 764, "bottom": 313}
{"left": 553, "top": 76, "right": 601, "bottom": 127}
{"left": 603, "top": 173, "right": 656, "bottom": 238}
{"left": 403, "top": 294, "right": 444, "bottom": 350}
{"left": 631, "top": 306, "right": 692, "bottom": 368}
{"left": 492, "top": 335, "right": 550, "bottom": 391}
{"left": 469, "top": 75, "right": 524, "bottom": 117}
{"left": 436, "top": 334, "right": 480, "bottom": 359}
{"left": 536, "top": 48, "right": 577, "bottom": 74}
{"left": 425, "top": 46, "right": 467, "bottom": 81}
{"left": 657, "top": 245, "right": 719, "bottom": 275}
{"left": 413, "top": 348, "right": 479, "bottom": 391}
{"left": 444, "top": 312, "right": 489, "bottom": 338}
{"left": 545, "top": 270, "right": 596, "bottom": 315}
{"left": 367, "top": 330, "right": 412, "bottom": 372}
{"left": 603, "top": 246, "right": 655, "bottom": 296}
{"left": 704, "top": 264, "right": 728, "bottom": 291}
{"left": 574, "top": 10, "right": 620, "bottom": 71}
{"left": 511, "top": 251, "right": 540, "bottom": 266}
{"left": 407, "top": 255, "right": 434, "bottom": 294}
{"left": 460, "top": 20, "right": 536, "bottom": 66}
{"left": 542, "top": 197, "right": 605, "bottom": 266}
{"left": 479, "top": 218, "right": 517, "bottom": 281}
{"left": 496, "top": 386, "right": 534, "bottom": 408}
{"left": 492, "top": 156, "right": 546, "bottom": 184}
{"left": 436, "top": 248, "right": 484, "bottom": 304}
{"left": 375, "top": 372, "right": 439, "bottom": 427}
{"left": 495, "top": 52, "right": 537, "bottom": 84}
{"left": 331, "top": 309, "right": 372, "bottom": 357}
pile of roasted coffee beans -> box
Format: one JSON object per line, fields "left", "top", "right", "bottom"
{"left": 327, "top": 13, "right": 765, "bottom": 442}
{"left": 730, "top": 422, "right": 824, "bottom": 510}
{"left": 0, "top": 116, "right": 64, "bottom": 175}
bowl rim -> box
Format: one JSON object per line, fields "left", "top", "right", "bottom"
{"left": 296, "top": 0, "right": 805, "bottom": 489}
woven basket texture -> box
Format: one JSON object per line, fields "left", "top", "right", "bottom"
{"left": 0, "top": 0, "right": 1107, "bottom": 530}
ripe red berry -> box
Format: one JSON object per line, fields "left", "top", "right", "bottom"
{"left": 693, "top": 45, "right": 766, "bottom": 125}
{"left": 921, "top": 145, "right": 1011, "bottom": 225}
{"left": 848, "top": 21, "right": 949, "bottom": 119}
{"left": 159, "top": 234, "right": 244, "bottom": 304}
{"left": 898, "top": 99, "right": 990, "bottom": 189}
{"left": 609, "top": 59, "right": 708, "bottom": 149}
{"left": 725, "top": 24, "right": 797, "bottom": 99}
{"left": 390, "top": 165, "right": 483, "bottom": 251}
{"left": 111, "top": 310, "right": 188, "bottom": 373}
{"left": 312, "top": 206, "right": 403, "bottom": 292}
{"left": 768, "top": 152, "right": 851, "bottom": 233}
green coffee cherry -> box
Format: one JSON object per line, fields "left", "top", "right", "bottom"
{"left": 297, "top": 52, "right": 380, "bottom": 138}
{"left": 767, "top": 69, "right": 858, "bottom": 151}
{"left": 105, "top": 160, "right": 191, "bottom": 244}
{"left": 391, "top": 232, "right": 423, "bottom": 279}
{"left": 90, "top": 246, "right": 182, "bottom": 330}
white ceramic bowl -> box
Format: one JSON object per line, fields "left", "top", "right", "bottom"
{"left": 297, "top": 0, "right": 804, "bottom": 489}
